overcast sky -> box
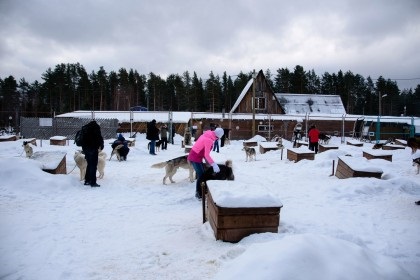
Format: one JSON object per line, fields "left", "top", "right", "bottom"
{"left": 1, "top": 0, "right": 419, "bottom": 90}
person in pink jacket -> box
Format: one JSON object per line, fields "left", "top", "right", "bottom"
{"left": 187, "top": 127, "right": 224, "bottom": 199}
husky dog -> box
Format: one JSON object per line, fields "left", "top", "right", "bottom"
{"left": 242, "top": 146, "right": 256, "bottom": 162}
{"left": 413, "top": 158, "right": 420, "bottom": 175}
{"left": 22, "top": 141, "right": 33, "bottom": 158}
{"left": 319, "top": 133, "right": 331, "bottom": 145}
{"left": 74, "top": 150, "right": 107, "bottom": 181}
{"left": 184, "top": 128, "right": 192, "bottom": 146}
{"left": 110, "top": 144, "right": 124, "bottom": 161}
{"left": 151, "top": 155, "right": 195, "bottom": 184}
{"left": 147, "top": 140, "right": 163, "bottom": 152}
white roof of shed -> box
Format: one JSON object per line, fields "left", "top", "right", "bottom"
{"left": 275, "top": 93, "right": 346, "bottom": 115}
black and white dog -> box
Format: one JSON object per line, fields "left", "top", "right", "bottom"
{"left": 197, "top": 160, "right": 234, "bottom": 198}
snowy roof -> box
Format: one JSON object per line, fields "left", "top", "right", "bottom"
{"left": 229, "top": 78, "right": 254, "bottom": 114}
{"left": 55, "top": 110, "right": 419, "bottom": 128}
{"left": 275, "top": 93, "right": 346, "bottom": 115}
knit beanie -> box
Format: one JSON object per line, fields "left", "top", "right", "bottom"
{"left": 214, "top": 127, "right": 224, "bottom": 138}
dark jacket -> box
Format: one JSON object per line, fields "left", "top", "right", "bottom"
{"left": 146, "top": 120, "right": 160, "bottom": 141}
{"left": 82, "top": 121, "right": 104, "bottom": 151}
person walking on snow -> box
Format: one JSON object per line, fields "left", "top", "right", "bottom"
{"left": 187, "top": 127, "right": 224, "bottom": 199}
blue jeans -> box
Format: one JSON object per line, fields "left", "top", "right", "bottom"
{"left": 191, "top": 161, "right": 205, "bottom": 196}
{"left": 83, "top": 147, "right": 99, "bottom": 185}
{"left": 213, "top": 140, "right": 219, "bottom": 152}
{"left": 149, "top": 140, "right": 156, "bottom": 154}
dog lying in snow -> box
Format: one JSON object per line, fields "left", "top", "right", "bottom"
{"left": 74, "top": 150, "right": 107, "bottom": 181}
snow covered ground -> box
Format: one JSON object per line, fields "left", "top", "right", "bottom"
{"left": 0, "top": 133, "right": 419, "bottom": 279}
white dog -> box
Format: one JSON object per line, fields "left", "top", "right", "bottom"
{"left": 22, "top": 141, "right": 33, "bottom": 158}
{"left": 74, "top": 150, "right": 107, "bottom": 181}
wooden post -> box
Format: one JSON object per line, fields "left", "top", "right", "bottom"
{"left": 281, "top": 148, "right": 283, "bottom": 160}
{"left": 202, "top": 183, "right": 206, "bottom": 223}
{"left": 331, "top": 160, "right": 335, "bottom": 176}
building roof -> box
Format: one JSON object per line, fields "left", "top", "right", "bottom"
{"left": 275, "top": 93, "right": 346, "bottom": 115}
{"left": 229, "top": 78, "right": 254, "bottom": 114}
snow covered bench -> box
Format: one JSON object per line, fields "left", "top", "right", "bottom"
{"left": 259, "top": 142, "right": 281, "bottom": 154}
{"left": 335, "top": 156, "right": 383, "bottom": 179}
{"left": 50, "top": 136, "right": 67, "bottom": 146}
{"left": 287, "top": 148, "right": 315, "bottom": 162}
{"left": 318, "top": 144, "right": 339, "bottom": 153}
{"left": 363, "top": 150, "right": 392, "bottom": 162}
{"left": 31, "top": 151, "right": 67, "bottom": 175}
{"left": 206, "top": 181, "right": 283, "bottom": 243}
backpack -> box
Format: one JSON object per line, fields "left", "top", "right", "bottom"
{"left": 74, "top": 125, "right": 88, "bottom": 147}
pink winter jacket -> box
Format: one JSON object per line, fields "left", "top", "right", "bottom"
{"left": 187, "top": 130, "right": 217, "bottom": 164}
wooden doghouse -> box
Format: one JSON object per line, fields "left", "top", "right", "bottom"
{"left": 318, "top": 144, "right": 339, "bottom": 153}
{"left": 50, "top": 136, "right": 67, "bottom": 146}
{"left": 335, "top": 156, "right": 383, "bottom": 179}
{"left": 363, "top": 150, "right": 392, "bottom": 162}
{"left": 382, "top": 144, "right": 405, "bottom": 150}
{"left": 0, "top": 135, "right": 17, "bottom": 142}
{"left": 243, "top": 140, "right": 257, "bottom": 147}
{"left": 31, "top": 151, "right": 67, "bottom": 175}
{"left": 346, "top": 140, "right": 363, "bottom": 147}
{"left": 287, "top": 148, "right": 315, "bottom": 162}
{"left": 206, "top": 181, "right": 283, "bottom": 243}
{"left": 259, "top": 142, "right": 280, "bottom": 154}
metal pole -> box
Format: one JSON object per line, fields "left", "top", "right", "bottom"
{"left": 252, "top": 70, "right": 256, "bottom": 137}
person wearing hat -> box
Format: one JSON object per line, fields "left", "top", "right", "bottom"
{"left": 146, "top": 119, "right": 159, "bottom": 155}
{"left": 187, "top": 127, "right": 224, "bottom": 199}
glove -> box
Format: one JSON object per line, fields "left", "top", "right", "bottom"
{"left": 211, "top": 162, "right": 220, "bottom": 173}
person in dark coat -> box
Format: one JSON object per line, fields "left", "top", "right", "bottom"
{"left": 112, "top": 133, "right": 130, "bottom": 160}
{"left": 146, "top": 119, "right": 160, "bottom": 155}
{"left": 82, "top": 120, "right": 104, "bottom": 187}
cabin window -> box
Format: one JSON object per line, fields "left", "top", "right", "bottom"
{"left": 258, "top": 125, "right": 274, "bottom": 132}
{"left": 255, "top": 97, "right": 266, "bottom": 110}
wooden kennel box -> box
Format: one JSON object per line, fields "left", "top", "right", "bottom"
{"left": 382, "top": 144, "right": 405, "bottom": 150}
{"left": 346, "top": 140, "right": 363, "bottom": 147}
{"left": 32, "top": 151, "right": 67, "bottom": 175}
{"left": 259, "top": 142, "right": 280, "bottom": 154}
{"left": 362, "top": 150, "right": 392, "bottom": 162}
{"left": 206, "top": 181, "right": 283, "bottom": 243}
{"left": 243, "top": 140, "right": 257, "bottom": 147}
{"left": 50, "top": 136, "right": 67, "bottom": 146}
{"left": 287, "top": 148, "right": 315, "bottom": 162}
{"left": 335, "top": 156, "right": 383, "bottom": 179}
{"left": 318, "top": 144, "right": 339, "bottom": 153}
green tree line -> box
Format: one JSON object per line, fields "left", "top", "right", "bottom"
{"left": 1, "top": 63, "right": 419, "bottom": 128}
